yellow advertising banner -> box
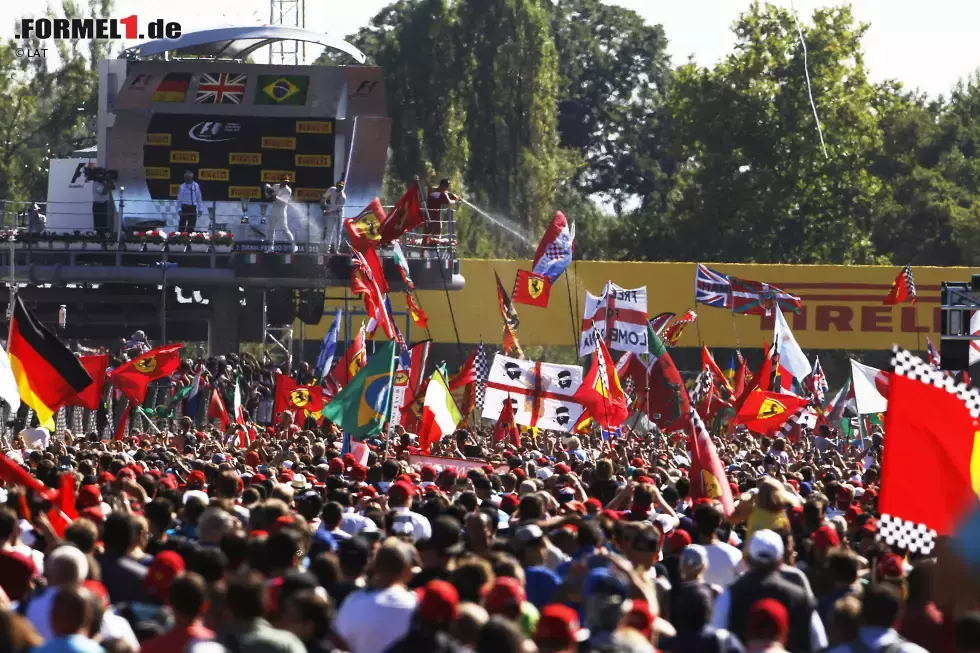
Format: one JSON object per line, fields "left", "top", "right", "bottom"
{"left": 229, "top": 186, "right": 261, "bottom": 199}
{"left": 295, "top": 120, "right": 333, "bottom": 134}
{"left": 169, "top": 151, "right": 200, "bottom": 164}
{"left": 146, "top": 133, "right": 172, "bottom": 146}
{"left": 229, "top": 153, "right": 262, "bottom": 165}
{"left": 198, "top": 168, "right": 230, "bottom": 182}
{"left": 261, "top": 136, "right": 296, "bottom": 150}
{"left": 260, "top": 170, "right": 296, "bottom": 183}
{"left": 294, "top": 188, "right": 327, "bottom": 201}
{"left": 298, "top": 260, "right": 970, "bottom": 351}
{"left": 295, "top": 154, "right": 332, "bottom": 167}
{"left": 144, "top": 167, "right": 170, "bottom": 180}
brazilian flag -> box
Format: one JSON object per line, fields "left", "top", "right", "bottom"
{"left": 254, "top": 75, "right": 310, "bottom": 105}
{"left": 321, "top": 340, "right": 397, "bottom": 440}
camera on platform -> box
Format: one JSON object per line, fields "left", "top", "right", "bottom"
{"left": 82, "top": 165, "right": 118, "bottom": 189}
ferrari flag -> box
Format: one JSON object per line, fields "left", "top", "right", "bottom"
{"left": 109, "top": 344, "right": 183, "bottom": 405}
{"left": 512, "top": 270, "right": 552, "bottom": 308}
{"left": 735, "top": 391, "right": 810, "bottom": 435}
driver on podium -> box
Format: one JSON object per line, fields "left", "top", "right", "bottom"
{"left": 176, "top": 170, "right": 206, "bottom": 231}
{"left": 321, "top": 179, "right": 345, "bottom": 254}
{"left": 425, "top": 178, "right": 460, "bottom": 237}
{"left": 264, "top": 173, "right": 297, "bottom": 253}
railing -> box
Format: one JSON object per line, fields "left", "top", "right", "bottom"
{"left": 0, "top": 198, "right": 458, "bottom": 261}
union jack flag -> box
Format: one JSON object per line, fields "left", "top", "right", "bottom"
{"left": 730, "top": 277, "right": 801, "bottom": 317}
{"left": 195, "top": 72, "right": 247, "bottom": 104}
{"left": 926, "top": 337, "right": 941, "bottom": 369}
{"left": 695, "top": 263, "right": 732, "bottom": 309}
{"left": 809, "top": 356, "right": 829, "bottom": 405}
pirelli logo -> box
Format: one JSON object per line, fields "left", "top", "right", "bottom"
{"left": 229, "top": 186, "right": 261, "bottom": 199}
{"left": 146, "top": 133, "right": 172, "bottom": 146}
{"left": 261, "top": 136, "right": 296, "bottom": 150}
{"left": 296, "top": 121, "right": 333, "bottom": 134}
{"left": 169, "top": 184, "right": 180, "bottom": 197}
{"left": 170, "top": 151, "right": 200, "bottom": 164}
{"left": 229, "top": 152, "right": 262, "bottom": 165}
{"left": 295, "top": 188, "right": 327, "bottom": 201}
{"left": 260, "top": 170, "right": 295, "bottom": 183}
{"left": 198, "top": 168, "right": 230, "bottom": 182}
{"left": 145, "top": 167, "right": 170, "bottom": 180}
{"left": 295, "top": 154, "right": 332, "bottom": 167}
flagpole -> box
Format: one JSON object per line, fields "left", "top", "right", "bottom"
{"left": 913, "top": 300, "right": 923, "bottom": 357}
{"left": 564, "top": 274, "right": 578, "bottom": 351}
{"left": 438, "top": 259, "right": 464, "bottom": 363}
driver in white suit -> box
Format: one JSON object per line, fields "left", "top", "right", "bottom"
{"left": 264, "top": 173, "right": 297, "bottom": 253}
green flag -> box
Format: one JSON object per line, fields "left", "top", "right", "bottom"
{"left": 169, "top": 384, "right": 193, "bottom": 406}
{"left": 321, "top": 340, "right": 397, "bottom": 441}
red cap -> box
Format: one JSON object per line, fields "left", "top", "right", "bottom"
{"left": 835, "top": 486, "right": 853, "bottom": 506}
{"left": 554, "top": 463, "right": 571, "bottom": 475}
{"left": 535, "top": 604, "right": 588, "bottom": 647}
{"left": 143, "top": 551, "right": 185, "bottom": 602}
{"left": 77, "top": 485, "right": 101, "bottom": 509}
{"left": 622, "top": 599, "right": 654, "bottom": 638}
{"left": 536, "top": 457, "right": 548, "bottom": 466}
{"left": 83, "top": 580, "right": 110, "bottom": 610}
{"left": 418, "top": 580, "right": 459, "bottom": 625}
{"left": 328, "top": 458, "right": 345, "bottom": 474}
{"left": 187, "top": 470, "right": 206, "bottom": 488}
{"left": 420, "top": 465, "right": 438, "bottom": 482}
{"left": 668, "top": 529, "right": 692, "bottom": 553}
{"left": 812, "top": 525, "right": 840, "bottom": 551}
{"left": 342, "top": 453, "right": 356, "bottom": 467}
{"left": 159, "top": 476, "right": 177, "bottom": 490}
{"left": 278, "top": 470, "right": 295, "bottom": 482}
{"left": 246, "top": 451, "right": 261, "bottom": 468}
{"left": 564, "top": 501, "right": 586, "bottom": 515}
{"left": 860, "top": 517, "right": 878, "bottom": 535}
{"left": 389, "top": 481, "right": 414, "bottom": 503}
{"left": 359, "top": 486, "right": 377, "bottom": 498}
{"left": 80, "top": 506, "right": 104, "bottom": 525}
{"left": 396, "top": 473, "right": 414, "bottom": 485}
{"left": 748, "top": 599, "right": 789, "bottom": 643}
{"left": 786, "top": 479, "right": 799, "bottom": 491}
{"left": 98, "top": 472, "right": 115, "bottom": 484}
{"left": 585, "top": 498, "right": 603, "bottom": 511}
{"left": 845, "top": 506, "right": 863, "bottom": 523}
{"left": 349, "top": 464, "right": 367, "bottom": 481}
{"left": 877, "top": 553, "right": 905, "bottom": 580}
{"left": 512, "top": 468, "right": 526, "bottom": 480}
{"left": 500, "top": 494, "right": 520, "bottom": 512}
{"left": 485, "top": 577, "right": 526, "bottom": 619}
{"left": 272, "top": 515, "right": 297, "bottom": 531}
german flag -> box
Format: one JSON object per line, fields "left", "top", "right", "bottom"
{"left": 153, "top": 72, "right": 191, "bottom": 103}
{"left": 8, "top": 295, "right": 92, "bottom": 427}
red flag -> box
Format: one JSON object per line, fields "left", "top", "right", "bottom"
{"left": 663, "top": 310, "right": 698, "bottom": 347}
{"left": 687, "top": 411, "right": 735, "bottom": 515}
{"left": 208, "top": 387, "right": 231, "bottom": 430}
{"left": 494, "top": 394, "right": 520, "bottom": 446}
{"left": 512, "top": 270, "right": 552, "bottom": 308}
{"left": 735, "top": 391, "right": 810, "bottom": 436}
{"left": 109, "top": 344, "right": 183, "bottom": 404}
{"left": 881, "top": 348, "right": 977, "bottom": 542}
{"left": 882, "top": 265, "right": 916, "bottom": 306}
{"left": 449, "top": 348, "right": 478, "bottom": 392}
{"left": 701, "top": 346, "right": 734, "bottom": 396}
{"left": 495, "top": 271, "right": 523, "bottom": 357}
{"left": 272, "top": 375, "right": 325, "bottom": 427}
{"left": 327, "top": 323, "right": 367, "bottom": 388}
{"left": 399, "top": 341, "right": 433, "bottom": 431}
{"left": 352, "top": 250, "right": 395, "bottom": 339}
{"left": 47, "top": 472, "right": 77, "bottom": 537}
{"left": 0, "top": 452, "right": 54, "bottom": 499}
{"left": 113, "top": 404, "right": 132, "bottom": 441}
{"left": 380, "top": 180, "right": 426, "bottom": 243}
{"left": 344, "top": 198, "right": 386, "bottom": 252}
{"left": 574, "top": 331, "right": 629, "bottom": 429}
{"left": 65, "top": 354, "right": 108, "bottom": 410}
{"left": 406, "top": 292, "right": 428, "bottom": 329}
{"left": 732, "top": 358, "right": 747, "bottom": 399}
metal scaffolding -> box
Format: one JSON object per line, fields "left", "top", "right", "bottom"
{"left": 269, "top": 0, "right": 306, "bottom": 65}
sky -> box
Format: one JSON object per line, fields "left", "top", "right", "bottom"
{"left": 4, "top": 0, "right": 980, "bottom": 97}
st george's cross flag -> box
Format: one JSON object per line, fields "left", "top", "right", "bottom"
{"left": 482, "top": 354, "right": 584, "bottom": 432}
{"left": 579, "top": 282, "right": 649, "bottom": 356}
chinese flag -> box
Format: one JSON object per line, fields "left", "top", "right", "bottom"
{"left": 881, "top": 349, "right": 980, "bottom": 536}
{"left": 734, "top": 391, "right": 809, "bottom": 436}
{"left": 109, "top": 344, "right": 183, "bottom": 404}
{"left": 512, "top": 270, "right": 552, "bottom": 308}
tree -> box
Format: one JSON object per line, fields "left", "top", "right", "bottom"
{"left": 652, "top": 3, "right": 886, "bottom": 264}
{"left": 549, "top": 0, "right": 674, "bottom": 215}
{"left": 0, "top": 0, "right": 113, "bottom": 204}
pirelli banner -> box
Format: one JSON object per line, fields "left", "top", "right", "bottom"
{"left": 142, "top": 114, "right": 335, "bottom": 202}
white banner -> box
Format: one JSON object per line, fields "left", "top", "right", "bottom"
{"left": 407, "top": 454, "right": 509, "bottom": 475}
{"left": 481, "top": 354, "right": 584, "bottom": 432}
{"left": 45, "top": 158, "right": 98, "bottom": 232}
{"left": 579, "top": 282, "right": 649, "bottom": 356}
{"left": 389, "top": 368, "right": 410, "bottom": 427}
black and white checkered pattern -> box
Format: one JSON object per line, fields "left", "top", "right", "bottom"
{"left": 690, "top": 369, "right": 712, "bottom": 405}
{"left": 779, "top": 403, "right": 808, "bottom": 438}
{"left": 474, "top": 342, "right": 489, "bottom": 412}
{"left": 891, "top": 346, "right": 980, "bottom": 418}
{"left": 878, "top": 513, "right": 937, "bottom": 555}
{"left": 903, "top": 264, "right": 916, "bottom": 302}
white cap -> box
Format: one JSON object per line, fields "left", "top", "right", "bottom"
{"left": 183, "top": 489, "right": 210, "bottom": 506}
{"left": 536, "top": 467, "right": 553, "bottom": 480}
{"left": 747, "top": 529, "right": 784, "bottom": 564}
{"left": 653, "top": 513, "right": 675, "bottom": 534}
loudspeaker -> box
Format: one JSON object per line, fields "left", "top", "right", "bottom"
{"left": 265, "top": 289, "right": 297, "bottom": 326}
{"left": 297, "top": 289, "right": 326, "bottom": 325}
{"left": 941, "top": 338, "right": 969, "bottom": 371}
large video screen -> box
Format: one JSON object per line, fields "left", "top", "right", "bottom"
{"left": 142, "top": 114, "right": 336, "bottom": 203}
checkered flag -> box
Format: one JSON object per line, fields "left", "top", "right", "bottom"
{"left": 474, "top": 342, "right": 489, "bottom": 412}
{"left": 904, "top": 264, "right": 916, "bottom": 301}
{"left": 878, "top": 514, "right": 937, "bottom": 555}
{"left": 690, "top": 369, "right": 712, "bottom": 405}
{"left": 624, "top": 376, "right": 636, "bottom": 407}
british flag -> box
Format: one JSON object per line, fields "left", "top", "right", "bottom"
{"left": 809, "top": 356, "right": 829, "bottom": 405}
{"left": 695, "top": 263, "right": 733, "bottom": 309}
{"left": 195, "top": 72, "right": 247, "bottom": 104}
{"left": 926, "top": 337, "right": 941, "bottom": 369}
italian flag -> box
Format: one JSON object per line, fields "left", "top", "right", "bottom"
{"left": 418, "top": 367, "right": 463, "bottom": 453}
